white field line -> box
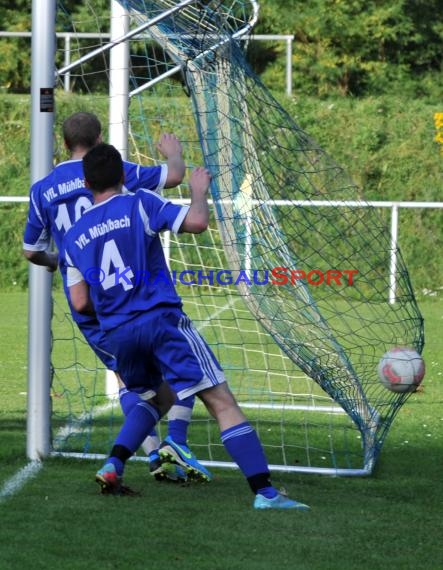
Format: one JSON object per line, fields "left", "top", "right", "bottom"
{"left": 0, "top": 460, "right": 43, "bottom": 503}
{"left": 52, "top": 402, "right": 115, "bottom": 448}
{"left": 0, "top": 403, "right": 115, "bottom": 503}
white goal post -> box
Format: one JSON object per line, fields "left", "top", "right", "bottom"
{"left": 27, "top": 0, "right": 56, "bottom": 460}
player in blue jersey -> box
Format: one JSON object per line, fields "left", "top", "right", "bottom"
{"left": 22, "top": 112, "right": 211, "bottom": 483}
{"left": 64, "top": 143, "right": 310, "bottom": 510}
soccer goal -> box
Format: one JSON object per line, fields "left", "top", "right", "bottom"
{"left": 28, "top": 0, "right": 424, "bottom": 476}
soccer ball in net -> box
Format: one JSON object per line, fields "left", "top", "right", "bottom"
{"left": 377, "top": 347, "right": 425, "bottom": 393}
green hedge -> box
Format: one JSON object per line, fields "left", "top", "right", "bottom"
{"left": 0, "top": 91, "right": 441, "bottom": 294}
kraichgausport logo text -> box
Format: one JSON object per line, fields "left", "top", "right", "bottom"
{"left": 83, "top": 266, "right": 358, "bottom": 288}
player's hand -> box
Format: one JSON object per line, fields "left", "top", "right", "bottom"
{"left": 156, "top": 133, "right": 183, "bottom": 159}
{"left": 189, "top": 167, "right": 211, "bottom": 197}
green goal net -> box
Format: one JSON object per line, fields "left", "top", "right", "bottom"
{"left": 48, "top": 0, "right": 424, "bottom": 475}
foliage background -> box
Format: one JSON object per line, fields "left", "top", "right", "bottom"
{"left": 1, "top": 1, "right": 443, "bottom": 96}
{"left": 253, "top": 0, "right": 443, "bottom": 97}
{"left": 0, "top": 0, "right": 442, "bottom": 292}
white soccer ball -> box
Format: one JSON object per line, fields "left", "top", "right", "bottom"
{"left": 377, "top": 347, "right": 425, "bottom": 393}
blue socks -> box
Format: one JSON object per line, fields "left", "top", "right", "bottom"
{"left": 119, "top": 387, "right": 141, "bottom": 416}
{"left": 109, "top": 401, "right": 160, "bottom": 475}
{"left": 221, "top": 421, "right": 277, "bottom": 497}
{"left": 119, "top": 388, "right": 195, "bottom": 447}
{"left": 167, "top": 395, "right": 195, "bottom": 445}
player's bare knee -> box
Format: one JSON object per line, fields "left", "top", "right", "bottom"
{"left": 199, "top": 383, "right": 239, "bottom": 417}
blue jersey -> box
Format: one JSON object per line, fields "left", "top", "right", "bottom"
{"left": 23, "top": 159, "right": 166, "bottom": 325}
{"left": 64, "top": 190, "right": 189, "bottom": 331}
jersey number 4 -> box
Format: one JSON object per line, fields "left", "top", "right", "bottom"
{"left": 100, "top": 239, "right": 134, "bottom": 291}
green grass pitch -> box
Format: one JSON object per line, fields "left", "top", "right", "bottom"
{"left": 0, "top": 291, "right": 442, "bottom": 570}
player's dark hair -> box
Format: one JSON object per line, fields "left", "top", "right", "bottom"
{"left": 83, "top": 143, "right": 123, "bottom": 193}
{"left": 62, "top": 112, "right": 102, "bottom": 152}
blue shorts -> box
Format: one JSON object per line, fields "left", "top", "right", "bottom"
{"left": 78, "top": 319, "right": 118, "bottom": 371}
{"left": 105, "top": 306, "right": 226, "bottom": 399}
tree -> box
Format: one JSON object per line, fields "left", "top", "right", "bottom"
{"left": 254, "top": 0, "right": 443, "bottom": 96}
{"left": 0, "top": 0, "right": 31, "bottom": 92}
{"left": 1, "top": 0, "right": 442, "bottom": 96}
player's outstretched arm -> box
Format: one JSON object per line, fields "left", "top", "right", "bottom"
{"left": 179, "top": 167, "right": 211, "bottom": 234}
{"left": 23, "top": 249, "right": 58, "bottom": 272}
{"left": 156, "top": 133, "right": 186, "bottom": 188}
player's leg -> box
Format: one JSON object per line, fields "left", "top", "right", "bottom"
{"left": 155, "top": 308, "right": 309, "bottom": 509}
{"left": 119, "top": 378, "right": 188, "bottom": 482}
{"left": 198, "top": 383, "right": 310, "bottom": 510}
{"left": 119, "top": 378, "right": 202, "bottom": 482}
{"left": 150, "top": 309, "right": 218, "bottom": 481}
{"left": 78, "top": 319, "right": 186, "bottom": 482}
{"left": 158, "top": 393, "right": 212, "bottom": 482}
{"left": 96, "top": 380, "right": 175, "bottom": 493}
{"left": 95, "top": 321, "right": 174, "bottom": 493}
{"left": 165, "top": 395, "right": 195, "bottom": 446}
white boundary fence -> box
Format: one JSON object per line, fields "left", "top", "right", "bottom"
{"left": 0, "top": 31, "right": 295, "bottom": 96}
{"left": 3, "top": 196, "right": 443, "bottom": 303}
